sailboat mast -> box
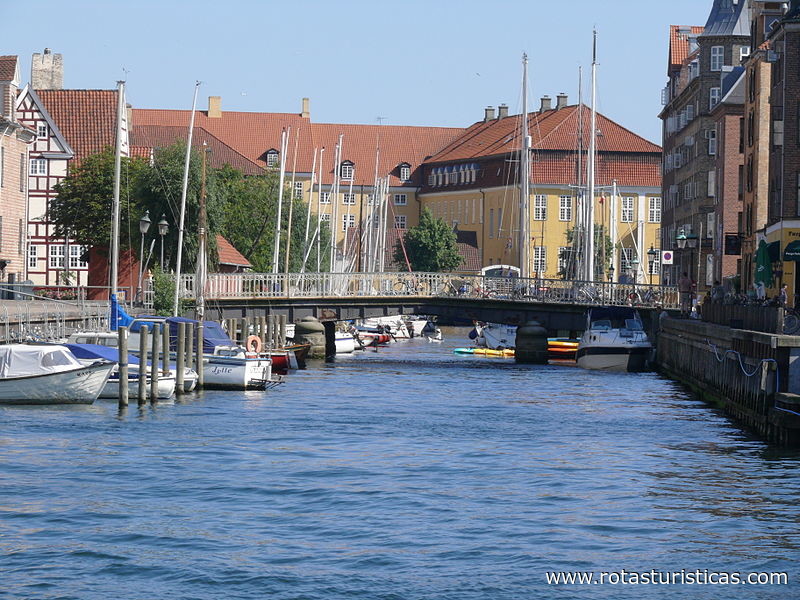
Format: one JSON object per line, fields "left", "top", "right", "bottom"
{"left": 519, "top": 53, "right": 531, "bottom": 280}
{"left": 110, "top": 80, "right": 125, "bottom": 299}
{"left": 196, "top": 141, "right": 209, "bottom": 322}
{"left": 574, "top": 67, "right": 584, "bottom": 281}
{"left": 586, "top": 30, "right": 597, "bottom": 283}
{"left": 329, "top": 134, "right": 343, "bottom": 272}
{"left": 172, "top": 81, "right": 201, "bottom": 316}
{"left": 316, "top": 147, "right": 325, "bottom": 272}
{"left": 284, "top": 129, "right": 301, "bottom": 276}
{"left": 272, "top": 128, "right": 289, "bottom": 273}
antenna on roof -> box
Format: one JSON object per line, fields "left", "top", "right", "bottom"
{"left": 377, "top": 116, "right": 387, "bottom": 125}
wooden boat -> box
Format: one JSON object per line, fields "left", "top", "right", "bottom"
{"left": 0, "top": 344, "right": 115, "bottom": 405}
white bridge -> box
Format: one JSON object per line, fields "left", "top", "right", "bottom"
{"left": 175, "top": 272, "right": 680, "bottom": 310}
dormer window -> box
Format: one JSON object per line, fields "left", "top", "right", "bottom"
{"left": 340, "top": 161, "right": 354, "bottom": 180}
{"left": 266, "top": 149, "right": 279, "bottom": 168}
{"left": 399, "top": 163, "right": 411, "bottom": 182}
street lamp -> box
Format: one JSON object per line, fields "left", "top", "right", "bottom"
{"left": 157, "top": 214, "right": 169, "bottom": 270}
{"left": 137, "top": 210, "right": 151, "bottom": 303}
{"left": 630, "top": 257, "right": 640, "bottom": 284}
{"left": 608, "top": 264, "right": 614, "bottom": 282}
{"left": 647, "top": 245, "right": 658, "bottom": 286}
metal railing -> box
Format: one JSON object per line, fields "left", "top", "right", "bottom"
{"left": 177, "top": 272, "right": 679, "bottom": 310}
{"left": 700, "top": 301, "right": 784, "bottom": 334}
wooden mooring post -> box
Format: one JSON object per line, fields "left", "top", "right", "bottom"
{"left": 150, "top": 324, "right": 160, "bottom": 403}
{"left": 196, "top": 321, "right": 204, "bottom": 388}
{"left": 176, "top": 321, "right": 186, "bottom": 395}
{"left": 138, "top": 325, "right": 149, "bottom": 406}
{"left": 118, "top": 326, "right": 129, "bottom": 408}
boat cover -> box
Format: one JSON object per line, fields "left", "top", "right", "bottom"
{"left": 0, "top": 345, "right": 85, "bottom": 378}
{"left": 129, "top": 316, "right": 237, "bottom": 353}
{"left": 65, "top": 343, "right": 139, "bottom": 365}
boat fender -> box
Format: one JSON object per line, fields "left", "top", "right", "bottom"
{"left": 246, "top": 335, "right": 263, "bottom": 354}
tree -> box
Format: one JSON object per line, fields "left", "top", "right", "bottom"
{"left": 394, "top": 208, "right": 461, "bottom": 272}
{"left": 561, "top": 225, "right": 614, "bottom": 280}
{"left": 50, "top": 148, "right": 148, "bottom": 249}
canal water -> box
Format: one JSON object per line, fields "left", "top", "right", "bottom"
{"left": 1, "top": 327, "right": 799, "bottom": 599}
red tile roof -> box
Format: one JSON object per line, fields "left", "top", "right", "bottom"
{"left": 131, "top": 125, "right": 263, "bottom": 175}
{"left": 215, "top": 235, "right": 251, "bottom": 267}
{"left": 669, "top": 25, "right": 705, "bottom": 73}
{"left": 427, "top": 104, "right": 661, "bottom": 163}
{"left": 36, "top": 89, "right": 119, "bottom": 164}
{"left": 532, "top": 152, "right": 661, "bottom": 188}
{"left": 0, "top": 56, "right": 17, "bottom": 81}
{"left": 133, "top": 107, "right": 464, "bottom": 186}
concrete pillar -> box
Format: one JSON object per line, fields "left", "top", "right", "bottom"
{"left": 515, "top": 320, "right": 549, "bottom": 364}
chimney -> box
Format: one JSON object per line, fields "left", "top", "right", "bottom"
{"left": 497, "top": 104, "right": 509, "bottom": 119}
{"left": 540, "top": 95, "right": 552, "bottom": 112}
{"left": 31, "top": 48, "right": 63, "bottom": 90}
{"left": 556, "top": 93, "right": 568, "bottom": 110}
{"left": 208, "top": 96, "right": 222, "bottom": 118}
{"left": 0, "top": 56, "right": 19, "bottom": 120}
{"left": 301, "top": 97, "right": 310, "bottom": 118}
{"left": 126, "top": 103, "right": 133, "bottom": 129}
{"left": 484, "top": 106, "right": 496, "bottom": 122}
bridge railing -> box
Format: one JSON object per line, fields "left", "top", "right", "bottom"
{"left": 180, "top": 272, "right": 679, "bottom": 309}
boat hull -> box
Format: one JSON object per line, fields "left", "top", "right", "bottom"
{"left": 575, "top": 346, "right": 650, "bottom": 372}
{"left": 0, "top": 361, "right": 114, "bottom": 405}
{"left": 203, "top": 356, "right": 272, "bottom": 390}
{"left": 99, "top": 374, "right": 177, "bottom": 400}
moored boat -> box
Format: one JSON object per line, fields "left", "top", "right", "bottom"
{"left": 576, "top": 307, "right": 652, "bottom": 372}
{"left": 0, "top": 344, "right": 115, "bottom": 405}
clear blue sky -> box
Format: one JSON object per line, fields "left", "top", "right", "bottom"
{"left": 5, "top": 0, "right": 712, "bottom": 144}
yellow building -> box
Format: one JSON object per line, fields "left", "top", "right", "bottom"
{"left": 419, "top": 101, "right": 663, "bottom": 283}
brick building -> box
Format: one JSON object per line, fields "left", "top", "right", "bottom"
{"left": 661, "top": 1, "right": 751, "bottom": 291}
{"left": 765, "top": 0, "right": 800, "bottom": 297}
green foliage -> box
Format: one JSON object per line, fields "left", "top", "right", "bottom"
{"left": 394, "top": 208, "right": 461, "bottom": 272}
{"left": 47, "top": 140, "right": 325, "bottom": 278}
{"left": 562, "top": 225, "right": 614, "bottom": 280}
{"left": 51, "top": 148, "right": 147, "bottom": 249}
{"left": 151, "top": 266, "right": 175, "bottom": 316}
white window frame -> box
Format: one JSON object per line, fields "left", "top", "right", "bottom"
{"left": 343, "top": 193, "right": 356, "bottom": 205}
{"left": 559, "top": 195, "right": 572, "bottom": 221}
{"left": 533, "top": 246, "right": 546, "bottom": 274}
{"left": 621, "top": 197, "right": 635, "bottom": 223}
{"left": 293, "top": 181, "right": 303, "bottom": 200}
{"left": 340, "top": 163, "right": 354, "bottom": 180}
{"left": 320, "top": 213, "right": 331, "bottom": 222}
{"left": 620, "top": 247, "right": 635, "bottom": 272}
{"left": 710, "top": 46, "right": 724, "bottom": 71}
{"left": 37, "top": 123, "right": 47, "bottom": 139}
{"left": 399, "top": 165, "right": 411, "bottom": 181}
{"left": 394, "top": 215, "right": 407, "bottom": 229}
{"left": 341, "top": 214, "right": 356, "bottom": 231}
{"left": 710, "top": 87, "right": 721, "bottom": 110}
{"left": 534, "top": 194, "right": 547, "bottom": 221}
{"left": 69, "top": 245, "right": 87, "bottom": 269}
{"left": 266, "top": 151, "right": 279, "bottom": 168}
{"left": 708, "top": 129, "right": 717, "bottom": 155}
{"left": 320, "top": 192, "right": 331, "bottom": 204}
{"left": 393, "top": 194, "right": 407, "bottom": 206}
{"left": 49, "top": 245, "right": 65, "bottom": 269}
{"left": 30, "top": 158, "right": 47, "bottom": 175}
{"left": 28, "top": 245, "right": 38, "bottom": 269}
{"left": 648, "top": 197, "right": 662, "bottom": 223}
{"left": 558, "top": 246, "right": 569, "bottom": 274}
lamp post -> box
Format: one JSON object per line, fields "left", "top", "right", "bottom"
{"left": 630, "top": 257, "right": 640, "bottom": 284}
{"left": 137, "top": 210, "right": 151, "bottom": 303}
{"left": 608, "top": 265, "right": 614, "bottom": 283}
{"left": 647, "top": 245, "right": 658, "bottom": 286}
{"left": 686, "top": 233, "right": 698, "bottom": 287}
{"left": 157, "top": 214, "right": 169, "bottom": 270}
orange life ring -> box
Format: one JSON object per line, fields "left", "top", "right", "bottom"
{"left": 246, "top": 335, "right": 263, "bottom": 353}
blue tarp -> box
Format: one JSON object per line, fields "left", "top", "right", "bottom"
{"left": 109, "top": 294, "right": 134, "bottom": 331}
{"left": 128, "top": 316, "right": 236, "bottom": 353}
{"left": 65, "top": 343, "right": 138, "bottom": 365}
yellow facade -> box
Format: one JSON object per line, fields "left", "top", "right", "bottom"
{"left": 421, "top": 185, "right": 662, "bottom": 283}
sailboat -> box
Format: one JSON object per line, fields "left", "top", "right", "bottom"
{"left": 575, "top": 30, "right": 653, "bottom": 371}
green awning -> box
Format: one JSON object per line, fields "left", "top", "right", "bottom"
{"left": 768, "top": 240, "right": 781, "bottom": 262}
{"left": 785, "top": 240, "right": 800, "bottom": 261}
{"left": 755, "top": 240, "right": 773, "bottom": 285}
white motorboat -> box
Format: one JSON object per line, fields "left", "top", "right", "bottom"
{"left": 576, "top": 307, "right": 652, "bottom": 372}
{"left": 471, "top": 322, "right": 517, "bottom": 350}
{"left": 204, "top": 345, "right": 273, "bottom": 389}
{"left": 66, "top": 343, "right": 176, "bottom": 400}
{"left": 335, "top": 333, "right": 357, "bottom": 354}
{"left": 0, "top": 344, "right": 115, "bottom": 405}
{"left": 67, "top": 331, "right": 197, "bottom": 393}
